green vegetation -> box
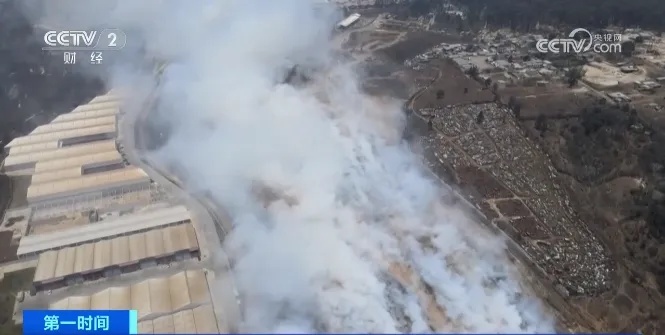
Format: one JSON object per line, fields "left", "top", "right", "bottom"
{"left": 637, "top": 134, "right": 665, "bottom": 239}
{"left": 408, "top": 0, "right": 440, "bottom": 17}
{"left": 535, "top": 114, "right": 548, "bottom": 134}
{"left": 621, "top": 40, "right": 637, "bottom": 57}
{"left": 450, "top": 0, "right": 665, "bottom": 32}
{"left": 475, "top": 110, "right": 484, "bottom": 124}
{"left": 465, "top": 65, "right": 479, "bottom": 80}
{"left": 507, "top": 96, "right": 522, "bottom": 118}
{"left": 565, "top": 66, "right": 586, "bottom": 88}
{"left": 0, "top": 268, "right": 35, "bottom": 335}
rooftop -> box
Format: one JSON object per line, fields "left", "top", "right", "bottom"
{"left": 33, "top": 224, "right": 199, "bottom": 284}
{"left": 7, "top": 124, "right": 117, "bottom": 148}
{"left": 32, "top": 116, "right": 116, "bottom": 134}
{"left": 49, "top": 269, "right": 217, "bottom": 329}
{"left": 17, "top": 205, "right": 191, "bottom": 256}
{"left": 3, "top": 140, "right": 118, "bottom": 171}
{"left": 33, "top": 150, "right": 122, "bottom": 174}
{"left": 52, "top": 108, "right": 118, "bottom": 123}
{"left": 26, "top": 167, "right": 149, "bottom": 202}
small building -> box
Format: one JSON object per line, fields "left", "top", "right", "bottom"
{"left": 452, "top": 57, "right": 474, "bottom": 72}
{"left": 635, "top": 80, "right": 662, "bottom": 92}
{"left": 336, "top": 13, "right": 361, "bottom": 30}
{"left": 493, "top": 60, "right": 511, "bottom": 70}
{"left": 539, "top": 68, "right": 554, "bottom": 77}
{"left": 607, "top": 92, "right": 631, "bottom": 103}
{"left": 620, "top": 65, "right": 638, "bottom": 73}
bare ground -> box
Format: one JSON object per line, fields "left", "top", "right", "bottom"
{"left": 411, "top": 59, "right": 494, "bottom": 108}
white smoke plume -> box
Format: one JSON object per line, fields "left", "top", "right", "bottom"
{"left": 22, "top": 0, "right": 557, "bottom": 332}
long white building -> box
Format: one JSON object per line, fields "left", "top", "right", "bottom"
{"left": 336, "top": 13, "right": 361, "bottom": 29}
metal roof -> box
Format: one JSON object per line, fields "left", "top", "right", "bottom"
{"left": 139, "top": 305, "right": 219, "bottom": 334}
{"left": 52, "top": 108, "right": 118, "bottom": 123}
{"left": 71, "top": 101, "right": 120, "bottom": 114}
{"left": 93, "top": 239, "right": 112, "bottom": 270}
{"left": 18, "top": 205, "right": 192, "bottom": 256}
{"left": 3, "top": 141, "right": 117, "bottom": 168}
{"left": 27, "top": 167, "right": 148, "bottom": 201}
{"left": 8, "top": 141, "right": 61, "bottom": 156}
{"left": 7, "top": 124, "right": 116, "bottom": 147}
{"left": 50, "top": 270, "right": 215, "bottom": 324}
{"left": 32, "top": 250, "right": 58, "bottom": 284}
{"left": 32, "top": 116, "right": 116, "bottom": 134}
{"left": 33, "top": 224, "right": 198, "bottom": 284}
{"left": 33, "top": 150, "right": 122, "bottom": 174}
{"left": 88, "top": 94, "right": 120, "bottom": 104}
{"left": 172, "top": 309, "right": 197, "bottom": 334}
{"left": 73, "top": 243, "right": 95, "bottom": 274}
{"left": 337, "top": 13, "right": 361, "bottom": 27}
{"left": 152, "top": 315, "right": 175, "bottom": 334}
{"left": 31, "top": 166, "right": 83, "bottom": 184}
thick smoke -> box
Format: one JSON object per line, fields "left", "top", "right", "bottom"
{"left": 23, "top": 0, "right": 556, "bottom": 332}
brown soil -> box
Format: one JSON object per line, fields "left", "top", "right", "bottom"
{"left": 455, "top": 165, "right": 512, "bottom": 199}
{"left": 412, "top": 59, "right": 494, "bottom": 108}
{"left": 478, "top": 201, "right": 500, "bottom": 220}
{"left": 501, "top": 89, "right": 597, "bottom": 119}
{"left": 379, "top": 31, "right": 466, "bottom": 63}
{"left": 496, "top": 199, "right": 532, "bottom": 217}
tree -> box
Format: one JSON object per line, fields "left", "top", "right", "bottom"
{"left": 408, "top": 0, "right": 434, "bottom": 17}
{"left": 627, "top": 108, "right": 638, "bottom": 128}
{"left": 447, "top": 0, "right": 665, "bottom": 33}
{"left": 535, "top": 114, "right": 548, "bottom": 134}
{"left": 565, "top": 66, "right": 585, "bottom": 88}
{"left": 621, "top": 40, "right": 636, "bottom": 57}
{"left": 476, "top": 111, "right": 485, "bottom": 124}
{"left": 508, "top": 95, "right": 517, "bottom": 108}
{"left": 621, "top": 103, "right": 630, "bottom": 113}
{"left": 508, "top": 96, "right": 521, "bottom": 118}
{"left": 513, "top": 103, "right": 522, "bottom": 118}
{"left": 466, "top": 65, "right": 480, "bottom": 80}
{"left": 436, "top": 89, "right": 445, "bottom": 99}
{"left": 455, "top": 17, "right": 465, "bottom": 32}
